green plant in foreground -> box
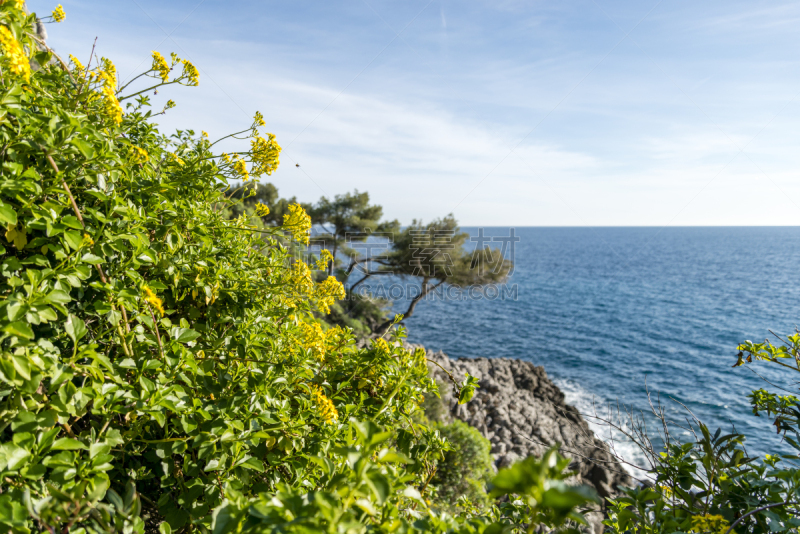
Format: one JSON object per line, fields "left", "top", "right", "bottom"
{"left": 431, "top": 420, "right": 494, "bottom": 512}
{"left": 0, "top": 3, "right": 596, "bottom": 533}
{"left": 603, "top": 331, "right": 800, "bottom": 534}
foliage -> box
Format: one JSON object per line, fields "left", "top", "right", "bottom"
{"left": 0, "top": 4, "right": 595, "bottom": 534}
{"left": 603, "top": 331, "right": 800, "bottom": 534}
{"left": 372, "top": 216, "right": 514, "bottom": 334}
{"left": 226, "top": 182, "right": 308, "bottom": 229}
{"left": 309, "top": 190, "right": 399, "bottom": 275}
{"left": 490, "top": 448, "right": 599, "bottom": 530}
{"left": 431, "top": 420, "right": 494, "bottom": 512}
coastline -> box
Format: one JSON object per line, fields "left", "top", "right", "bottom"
{"left": 420, "top": 346, "right": 632, "bottom": 532}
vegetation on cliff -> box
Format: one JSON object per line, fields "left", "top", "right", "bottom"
{"left": 0, "top": 4, "right": 595, "bottom": 533}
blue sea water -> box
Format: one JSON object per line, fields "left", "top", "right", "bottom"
{"left": 383, "top": 227, "right": 800, "bottom": 469}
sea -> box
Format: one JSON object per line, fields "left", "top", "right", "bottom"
{"left": 368, "top": 227, "right": 800, "bottom": 474}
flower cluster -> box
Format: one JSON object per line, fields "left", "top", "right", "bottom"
{"left": 97, "top": 58, "right": 123, "bottom": 124}
{"left": 2, "top": 0, "right": 24, "bottom": 10}
{"left": 81, "top": 233, "right": 94, "bottom": 247}
{"left": 310, "top": 385, "right": 338, "bottom": 425}
{"left": 166, "top": 152, "right": 185, "bottom": 166}
{"left": 52, "top": 4, "right": 65, "bottom": 22}
{"left": 315, "top": 275, "right": 346, "bottom": 314}
{"left": 315, "top": 249, "right": 334, "bottom": 271}
{"left": 289, "top": 261, "right": 314, "bottom": 294}
{"left": 690, "top": 514, "right": 731, "bottom": 534}
{"left": 0, "top": 26, "right": 30, "bottom": 82}
{"left": 151, "top": 51, "right": 170, "bottom": 82}
{"left": 324, "top": 325, "right": 348, "bottom": 353}
{"left": 372, "top": 338, "right": 391, "bottom": 355}
{"left": 250, "top": 134, "right": 281, "bottom": 177}
{"left": 68, "top": 54, "right": 84, "bottom": 73}
{"left": 130, "top": 146, "right": 149, "bottom": 164}
{"left": 255, "top": 202, "right": 270, "bottom": 217}
{"left": 253, "top": 111, "right": 266, "bottom": 128}
{"left": 300, "top": 322, "right": 326, "bottom": 360}
{"left": 143, "top": 286, "right": 165, "bottom": 316}
{"left": 232, "top": 155, "right": 249, "bottom": 181}
{"left": 282, "top": 203, "right": 311, "bottom": 245}
{"left": 181, "top": 59, "right": 199, "bottom": 86}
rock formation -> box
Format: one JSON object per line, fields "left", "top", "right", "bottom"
{"left": 423, "top": 348, "right": 632, "bottom": 534}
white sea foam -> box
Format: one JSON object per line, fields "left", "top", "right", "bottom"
{"left": 553, "top": 377, "right": 652, "bottom": 481}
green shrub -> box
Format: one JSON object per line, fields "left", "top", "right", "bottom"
{"left": 603, "top": 332, "right": 800, "bottom": 534}
{"left": 431, "top": 420, "right": 494, "bottom": 512}
{"left": 0, "top": 4, "right": 596, "bottom": 533}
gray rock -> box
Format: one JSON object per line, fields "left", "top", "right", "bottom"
{"left": 421, "top": 347, "right": 632, "bottom": 505}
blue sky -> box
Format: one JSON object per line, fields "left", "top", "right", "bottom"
{"left": 33, "top": 0, "right": 800, "bottom": 225}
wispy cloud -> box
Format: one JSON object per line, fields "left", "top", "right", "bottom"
{"left": 36, "top": 0, "right": 800, "bottom": 225}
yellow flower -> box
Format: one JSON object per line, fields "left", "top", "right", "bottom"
{"left": 310, "top": 385, "right": 338, "bottom": 424}
{"left": 372, "top": 338, "right": 391, "bottom": 355}
{"left": 81, "top": 233, "right": 94, "bottom": 247}
{"left": 2, "top": 0, "right": 25, "bottom": 10}
{"left": 289, "top": 261, "right": 314, "bottom": 294}
{"left": 165, "top": 99, "right": 176, "bottom": 110}
{"left": 130, "top": 145, "right": 149, "bottom": 164}
{"left": 249, "top": 134, "right": 281, "bottom": 177}
{"left": 299, "top": 322, "right": 326, "bottom": 361}
{"left": 151, "top": 51, "right": 170, "bottom": 82}
{"left": 97, "top": 58, "right": 122, "bottom": 124}
{"left": 253, "top": 111, "right": 266, "bottom": 128}
{"left": 255, "top": 202, "right": 270, "bottom": 217}
{"left": 142, "top": 286, "right": 165, "bottom": 316}
{"left": 315, "top": 275, "right": 345, "bottom": 314}
{"left": 68, "top": 54, "right": 84, "bottom": 73}
{"left": 282, "top": 203, "right": 311, "bottom": 245}
{"left": 52, "top": 4, "right": 65, "bottom": 22}
{"left": 315, "top": 249, "right": 334, "bottom": 271}
{"left": 166, "top": 152, "right": 185, "bottom": 166}
{"left": 691, "top": 514, "right": 732, "bottom": 534}
{"left": 201, "top": 131, "right": 208, "bottom": 138}
{"left": 232, "top": 156, "right": 249, "bottom": 181}
{"left": 181, "top": 59, "right": 199, "bottom": 86}
{"left": 324, "top": 325, "right": 349, "bottom": 353}
{"left": 0, "top": 26, "right": 30, "bottom": 82}
{"left": 221, "top": 152, "right": 231, "bottom": 163}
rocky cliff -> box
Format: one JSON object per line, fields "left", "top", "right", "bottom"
{"left": 422, "top": 348, "right": 632, "bottom": 533}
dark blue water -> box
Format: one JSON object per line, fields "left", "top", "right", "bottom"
{"left": 385, "top": 227, "right": 800, "bottom": 467}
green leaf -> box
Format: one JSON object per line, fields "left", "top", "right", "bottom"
{"left": 44, "top": 289, "right": 72, "bottom": 305}
{"left": 4, "top": 321, "right": 33, "bottom": 340}
{"left": 458, "top": 373, "right": 481, "bottom": 404}
{"left": 211, "top": 503, "right": 239, "bottom": 534}
{"left": 63, "top": 230, "right": 82, "bottom": 250}
{"left": 4, "top": 444, "right": 31, "bottom": 470}
{"left": 51, "top": 438, "right": 87, "bottom": 451}
{"left": 80, "top": 253, "right": 104, "bottom": 264}
{"left": 7, "top": 300, "right": 27, "bottom": 321}
{"left": 170, "top": 327, "right": 201, "bottom": 343}
{"left": 204, "top": 459, "right": 222, "bottom": 471}
{"left": 238, "top": 457, "right": 264, "bottom": 471}
{"left": 72, "top": 139, "right": 96, "bottom": 160}
{"left": 0, "top": 200, "right": 17, "bottom": 225}
{"left": 64, "top": 314, "right": 87, "bottom": 345}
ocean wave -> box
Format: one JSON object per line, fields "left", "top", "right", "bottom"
{"left": 553, "top": 377, "right": 651, "bottom": 480}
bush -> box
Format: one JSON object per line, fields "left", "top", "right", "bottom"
{"left": 0, "top": 4, "right": 596, "bottom": 533}
{"left": 602, "top": 332, "right": 800, "bottom": 534}
{"left": 431, "top": 420, "right": 494, "bottom": 512}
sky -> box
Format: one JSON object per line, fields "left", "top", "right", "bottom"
{"left": 32, "top": 0, "right": 800, "bottom": 226}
